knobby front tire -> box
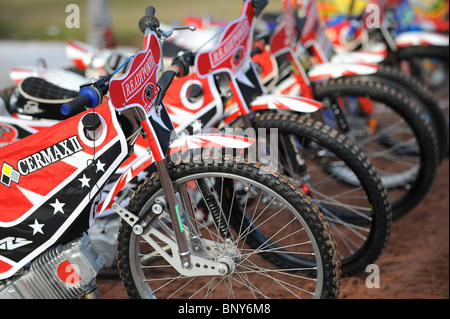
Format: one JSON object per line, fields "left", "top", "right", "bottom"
{"left": 116, "top": 155, "right": 341, "bottom": 299}
{"left": 313, "top": 76, "right": 439, "bottom": 220}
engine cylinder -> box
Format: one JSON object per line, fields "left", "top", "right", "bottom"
{"left": 0, "top": 233, "right": 105, "bottom": 299}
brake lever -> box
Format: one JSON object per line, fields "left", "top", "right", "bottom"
{"left": 158, "top": 25, "right": 196, "bottom": 39}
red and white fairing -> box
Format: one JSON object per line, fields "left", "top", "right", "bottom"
{"left": 195, "top": 0, "right": 255, "bottom": 78}
{"left": 394, "top": 31, "right": 449, "bottom": 47}
{"left": 109, "top": 33, "right": 161, "bottom": 117}
{"left": 100, "top": 133, "right": 255, "bottom": 215}
{"left": 0, "top": 102, "right": 128, "bottom": 279}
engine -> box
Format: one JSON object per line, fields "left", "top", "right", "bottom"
{"left": 0, "top": 233, "right": 105, "bottom": 299}
{"left": 88, "top": 214, "right": 120, "bottom": 269}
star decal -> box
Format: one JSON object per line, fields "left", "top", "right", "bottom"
{"left": 78, "top": 174, "right": 91, "bottom": 188}
{"left": 192, "top": 120, "right": 203, "bottom": 134}
{"left": 96, "top": 160, "right": 106, "bottom": 172}
{"left": 29, "top": 219, "right": 44, "bottom": 235}
{"left": 50, "top": 198, "right": 65, "bottom": 215}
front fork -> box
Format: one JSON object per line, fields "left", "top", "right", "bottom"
{"left": 136, "top": 116, "right": 193, "bottom": 269}
{"left": 155, "top": 159, "right": 193, "bottom": 270}
{"left": 113, "top": 115, "right": 232, "bottom": 275}
{"left": 112, "top": 152, "right": 231, "bottom": 276}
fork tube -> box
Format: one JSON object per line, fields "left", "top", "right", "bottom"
{"left": 155, "top": 159, "right": 192, "bottom": 269}
{"left": 140, "top": 118, "right": 192, "bottom": 269}
{"left": 178, "top": 183, "right": 202, "bottom": 245}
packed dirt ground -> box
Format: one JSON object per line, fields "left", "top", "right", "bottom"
{"left": 96, "top": 158, "right": 449, "bottom": 299}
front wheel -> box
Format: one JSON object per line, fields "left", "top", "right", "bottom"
{"left": 116, "top": 155, "right": 341, "bottom": 299}
{"left": 372, "top": 65, "right": 448, "bottom": 161}
{"left": 253, "top": 113, "right": 392, "bottom": 277}
{"left": 312, "top": 76, "right": 439, "bottom": 220}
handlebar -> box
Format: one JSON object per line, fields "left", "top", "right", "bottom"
{"left": 60, "top": 76, "right": 109, "bottom": 116}
{"left": 139, "top": 5, "right": 196, "bottom": 38}
{"left": 139, "top": 6, "right": 160, "bottom": 34}
{"left": 250, "top": 41, "right": 265, "bottom": 57}
{"left": 155, "top": 50, "right": 196, "bottom": 106}
{"left": 60, "top": 85, "right": 102, "bottom": 116}
{"left": 62, "top": 6, "right": 197, "bottom": 116}
{"left": 172, "top": 50, "right": 196, "bottom": 77}
{"left": 60, "top": 94, "right": 90, "bottom": 116}
{"left": 145, "top": 6, "right": 155, "bottom": 17}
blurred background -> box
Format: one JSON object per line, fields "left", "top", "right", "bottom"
{"left": 0, "top": 0, "right": 283, "bottom": 46}
{"left": 0, "top": 0, "right": 282, "bottom": 89}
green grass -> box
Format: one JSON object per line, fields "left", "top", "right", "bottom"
{"left": 0, "top": 0, "right": 85, "bottom": 40}
{"left": 0, "top": 0, "right": 282, "bottom": 46}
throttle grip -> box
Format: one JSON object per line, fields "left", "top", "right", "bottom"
{"left": 60, "top": 95, "right": 89, "bottom": 116}
{"left": 172, "top": 51, "right": 195, "bottom": 77}
{"left": 60, "top": 85, "right": 101, "bottom": 116}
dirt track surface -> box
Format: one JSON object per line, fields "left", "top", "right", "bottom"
{"left": 96, "top": 158, "right": 449, "bottom": 299}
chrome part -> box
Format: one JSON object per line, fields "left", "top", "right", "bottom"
{"left": 0, "top": 234, "right": 105, "bottom": 299}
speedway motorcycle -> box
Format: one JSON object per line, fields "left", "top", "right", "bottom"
{"left": 1, "top": 0, "right": 392, "bottom": 277}
{"left": 133, "top": 0, "right": 392, "bottom": 277}
{"left": 0, "top": 4, "right": 341, "bottom": 299}
{"left": 298, "top": 0, "right": 448, "bottom": 163}
{"left": 249, "top": 0, "right": 440, "bottom": 221}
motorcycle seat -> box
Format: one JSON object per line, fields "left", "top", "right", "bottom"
{"left": 10, "top": 77, "right": 79, "bottom": 120}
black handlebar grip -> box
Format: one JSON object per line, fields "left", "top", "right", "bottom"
{"left": 61, "top": 94, "right": 89, "bottom": 116}
{"left": 145, "top": 6, "right": 156, "bottom": 16}
{"left": 139, "top": 8, "right": 160, "bottom": 34}
{"left": 171, "top": 51, "right": 195, "bottom": 77}
{"left": 155, "top": 69, "right": 177, "bottom": 106}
